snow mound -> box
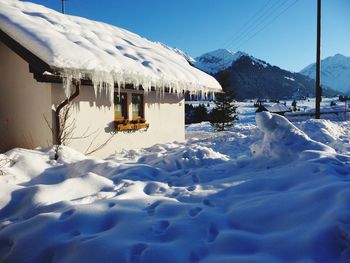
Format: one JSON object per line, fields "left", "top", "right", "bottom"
{"left": 0, "top": 0, "right": 221, "bottom": 97}
{"left": 49, "top": 145, "right": 88, "bottom": 164}
{"left": 136, "top": 144, "right": 229, "bottom": 171}
{"left": 298, "top": 119, "right": 345, "bottom": 144}
{"left": 253, "top": 112, "right": 335, "bottom": 161}
{"left": 297, "top": 119, "right": 350, "bottom": 155}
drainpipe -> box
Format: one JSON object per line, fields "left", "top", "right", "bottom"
{"left": 55, "top": 80, "right": 80, "bottom": 145}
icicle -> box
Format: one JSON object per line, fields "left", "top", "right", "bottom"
{"left": 117, "top": 81, "right": 121, "bottom": 97}
{"left": 58, "top": 64, "right": 219, "bottom": 106}
{"left": 61, "top": 69, "right": 82, "bottom": 98}
{"left": 62, "top": 73, "right": 72, "bottom": 97}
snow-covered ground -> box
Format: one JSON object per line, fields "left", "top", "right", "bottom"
{"left": 188, "top": 97, "right": 350, "bottom": 124}
{"left": 1, "top": 106, "right": 350, "bottom": 262}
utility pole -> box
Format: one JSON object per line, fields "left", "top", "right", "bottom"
{"left": 315, "top": 0, "right": 322, "bottom": 119}
{"left": 61, "top": 0, "right": 66, "bottom": 14}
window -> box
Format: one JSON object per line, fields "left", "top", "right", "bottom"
{"left": 132, "top": 94, "right": 144, "bottom": 120}
{"left": 114, "top": 92, "right": 148, "bottom": 131}
{"left": 114, "top": 92, "right": 127, "bottom": 121}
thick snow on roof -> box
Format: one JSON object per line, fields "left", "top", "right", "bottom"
{"left": 0, "top": 0, "right": 221, "bottom": 95}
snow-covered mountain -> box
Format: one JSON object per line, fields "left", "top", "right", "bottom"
{"left": 193, "top": 49, "right": 339, "bottom": 100}
{"left": 300, "top": 54, "right": 350, "bottom": 94}
{"left": 194, "top": 49, "right": 268, "bottom": 74}
{"left": 222, "top": 55, "right": 319, "bottom": 100}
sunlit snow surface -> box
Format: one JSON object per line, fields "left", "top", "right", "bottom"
{"left": 0, "top": 0, "right": 221, "bottom": 97}
{"left": 1, "top": 108, "right": 350, "bottom": 262}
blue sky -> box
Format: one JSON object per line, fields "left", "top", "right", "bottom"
{"left": 28, "top": 0, "right": 349, "bottom": 72}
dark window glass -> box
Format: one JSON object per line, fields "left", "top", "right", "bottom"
{"left": 132, "top": 94, "right": 143, "bottom": 119}
{"left": 114, "top": 92, "right": 127, "bottom": 120}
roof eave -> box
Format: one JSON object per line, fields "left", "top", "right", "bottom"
{"left": 0, "top": 29, "right": 58, "bottom": 82}
{"left": 0, "top": 29, "right": 221, "bottom": 92}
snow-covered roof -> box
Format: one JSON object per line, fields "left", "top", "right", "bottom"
{"left": 267, "top": 103, "right": 291, "bottom": 113}
{"left": 0, "top": 0, "right": 221, "bottom": 95}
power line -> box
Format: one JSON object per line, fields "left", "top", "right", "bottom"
{"left": 229, "top": 0, "right": 300, "bottom": 51}
{"left": 223, "top": 0, "right": 283, "bottom": 50}
{"left": 226, "top": 0, "right": 295, "bottom": 51}
{"left": 221, "top": 0, "right": 276, "bottom": 49}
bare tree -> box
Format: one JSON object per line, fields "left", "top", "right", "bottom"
{"left": 45, "top": 101, "right": 111, "bottom": 159}
{"left": 84, "top": 129, "right": 116, "bottom": 156}
{"left": 45, "top": 102, "right": 76, "bottom": 160}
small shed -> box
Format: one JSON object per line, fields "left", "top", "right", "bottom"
{"left": 256, "top": 103, "right": 291, "bottom": 116}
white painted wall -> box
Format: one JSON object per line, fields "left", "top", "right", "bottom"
{"left": 0, "top": 41, "right": 52, "bottom": 151}
{"left": 52, "top": 84, "right": 185, "bottom": 157}
{"left": 0, "top": 40, "right": 185, "bottom": 157}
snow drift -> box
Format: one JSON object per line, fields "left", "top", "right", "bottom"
{"left": 1, "top": 113, "right": 350, "bottom": 262}
{"left": 253, "top": 112, "right": 335, "bottom": 162}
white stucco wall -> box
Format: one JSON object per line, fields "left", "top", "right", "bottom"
{"left": 0, "top": 39, "right": 185, "bottom": 157}
{"left": 0, "top": 41, "right": 53, "bottom": 151}
{"left": 52, "top": 84, "right": 185, "bottom": 157}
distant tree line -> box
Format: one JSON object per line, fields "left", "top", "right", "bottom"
{"left": 185, "top": 104, "right": 210, "bottom": 124}
{"left": 186, "top": 72, "right": 238, "bottom": 131}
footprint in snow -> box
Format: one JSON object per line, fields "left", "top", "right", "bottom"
{"left": 188, "top": 207, "right": 203, "bottom": 217}
{"left": 80, "top": 235, "right": 97, "bottom": 242}
{"left": 130, "top": 243, "right": 148, "bottom": 263}
{"left": 337, "top": 215, "right": 350, "bottom": 256}
{"left": 0, "top": 239, "right": 14, "bottom": 259}
{"left": 62, "top": 230, "right": 81, "bottom": 240}
{"left": 151, "top": 220, "right": 170, "bottom": 235}
{"left": 169, "top": 190, "right": 180, "bottom": 198}
{"left": 71, "top": 230, "right": 81, "bottom": 237}
{"left": 187, "top": 185, "right": 196, "bottom": 192}
{"left": 335, "top": 167, "right": 350, "bottom": 176}
{"left": 145, "top": 201, "right": 162, "bottom": 216}
{"left": 59, "top": 209, "right": 75, "bottom": 220}
{"left": 189, "top": 248, "right": 207, "bottom": 263}
{"left": 175, "top": 159, "right": 182, "bottom": 169}
{"left": 189, "top": 251, "right": 200, "bottom": 263}
{"left": 207, "top": 223, "right": 219, "bottom": 243}
{"left": 192, "top": 174, "right": 200, "bottom": 183}
{"left": 108, "top": 202, "right": 116, "bottom": 208}
{"left": 143, "top": 183, "right": 166, "bottom": 196}
{"left": 203, "top": 199, "right": 216, "bottom": 207}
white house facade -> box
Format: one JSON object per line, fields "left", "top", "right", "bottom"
{"left": 0, "top": 0, "right": 221, "bottom": 157}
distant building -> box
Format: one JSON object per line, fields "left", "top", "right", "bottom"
{"left": 256, "top": 103, "right": 291, "bottom": 116}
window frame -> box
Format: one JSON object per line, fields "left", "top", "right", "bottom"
{"left": 131, "top": 93, "right": 144, "bottom": 120}
{"left": 114, "top": 92, "right": 128, "bottom": 121}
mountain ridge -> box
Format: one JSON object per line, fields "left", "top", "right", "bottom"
{"left": 193, "top": 49, "right": 338, "bottom": 100}
{"left": 300, "top": 54, "right": 350, "bottom": 94}
{"left": 194, "top": 49, "right": 268, "bottom": 74}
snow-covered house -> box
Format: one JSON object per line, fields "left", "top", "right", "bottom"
{"left": 0, "top": 0, "right": 221, "bottom": 157}
{"left": 256, "top": 103, "right": 291, "bottom": 116}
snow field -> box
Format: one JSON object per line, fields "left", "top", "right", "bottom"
{"left": 1, "top": 113, "right": 350, "bottom": 262}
